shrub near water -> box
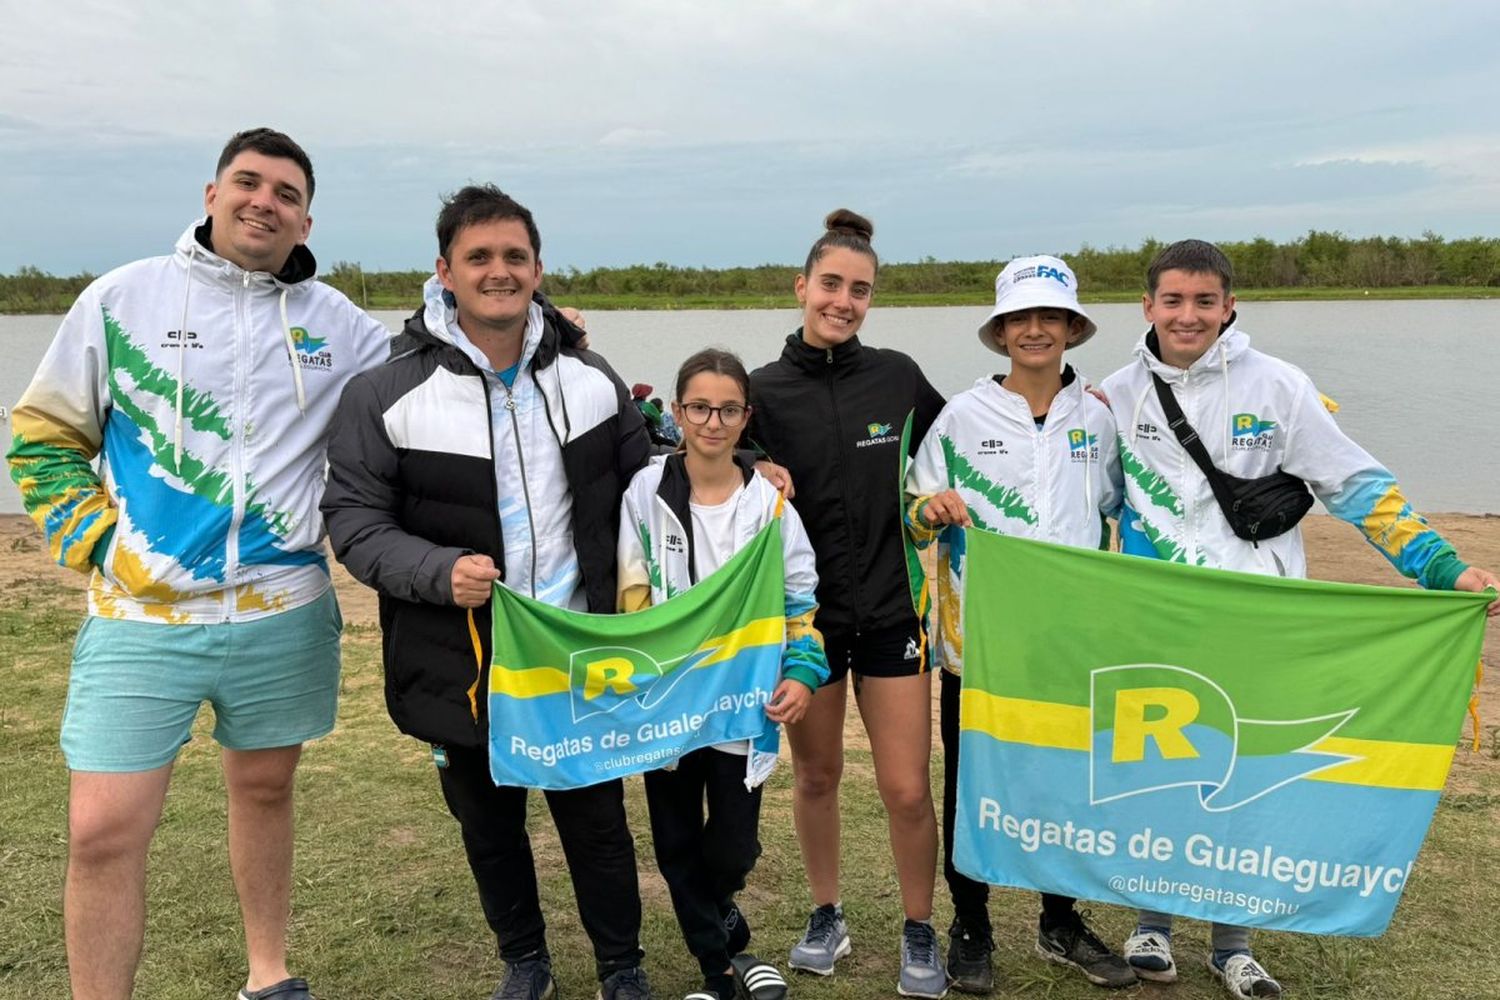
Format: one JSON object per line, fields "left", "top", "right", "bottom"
{"left": 6, "top": 232, "right": 1500, "bottom": 313}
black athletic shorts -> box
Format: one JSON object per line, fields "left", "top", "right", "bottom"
{"left": 821, "top": 620, "right": 929, "bottom": 683}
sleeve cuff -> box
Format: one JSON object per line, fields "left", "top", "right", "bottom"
{"left": 1420, "top": 550, "right": 1468, "bottom": 592}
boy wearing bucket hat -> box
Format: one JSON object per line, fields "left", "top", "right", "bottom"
{"left": 903, "top": 255, "right": 1132, "bottom": 993}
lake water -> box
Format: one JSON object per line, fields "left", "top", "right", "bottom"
{"left": 3, "top": 301, "right": 1497, "bottom": 514}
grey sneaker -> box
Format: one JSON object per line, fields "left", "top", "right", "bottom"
{"left": 788, "top": 903, "right": 850, "bottom": 975}
{"left": 491, "top": 956, "right": 556, "bottom": 1000}
{"left": 1035, "top": 911, "right": 1136, "bottom": 988}
{"left": 898, "top": 919, "right": 948, "bottom": 999}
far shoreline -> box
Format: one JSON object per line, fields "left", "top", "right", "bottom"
{"left": 4, "top": 285, "right": 1500, "bottom": 316}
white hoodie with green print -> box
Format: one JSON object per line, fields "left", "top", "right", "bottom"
{"left": 903, "top": 368, "right": 1123, "bottom": 675}
{"left": 6, "top": 221, "right": 390, "bottom": 624}
{"left": 1099, "top": 323, "right": 1468, "bottom": 588}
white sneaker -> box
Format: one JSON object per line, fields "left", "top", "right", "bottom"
{"left": 1208, "top": 952, "right": 1283, "bottom": 999}
{"left": 1123, "top": 928, "right": 1177, "bottom": 982}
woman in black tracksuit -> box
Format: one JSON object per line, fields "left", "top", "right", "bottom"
{"left": 745, "top": 210, "right": 948, "bottom": 998}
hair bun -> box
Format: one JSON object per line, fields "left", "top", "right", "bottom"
{"left": 824, "top": 208, "right": 874, "bottom": 243}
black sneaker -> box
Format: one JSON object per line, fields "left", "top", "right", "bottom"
{"left": 1035, "top": 911, "right": 1137, "bottom": 988}
{"left": 946, "top": 919, "right": 995, "bottom": 995}
{"left": 492, "top": 957, "right": 556, "bottom": 1000}
{"left": 238, "top": 980, "right": 312, "bottom": 1000}
{"left": 598, "top": 965, "right": 653, "bottom": 1000}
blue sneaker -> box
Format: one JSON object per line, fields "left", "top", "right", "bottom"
{"left": 788, "top": 903, "right": 850, "bottom": 975}
{"left": 898, "top": 919, "right": 948, "bottom": 999}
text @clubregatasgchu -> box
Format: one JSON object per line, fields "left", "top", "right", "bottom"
{"left": 972, "top": 797, "right": 1418, "bottom": 918}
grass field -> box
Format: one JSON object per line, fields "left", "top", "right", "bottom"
{"left": 3, "top": 570, "right": 1498, "bottom": 999}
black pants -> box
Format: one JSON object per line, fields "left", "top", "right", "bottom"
{"left": 644, "top": 747, "right": 764, "bottom": 976}
{"left": 940, "top": 669, "right": 1076, "bottom": 936}
{"left": 436, "top": 743, "right": 644, "bottom": 980}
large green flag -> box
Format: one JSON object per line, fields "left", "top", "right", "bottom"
{"left": 488, "top": 519, "right": 787, "bottom": 789}
{"left": 954, "top": 529, "right": 1488, "bottom": 935}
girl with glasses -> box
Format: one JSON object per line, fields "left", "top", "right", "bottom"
{"left": 618, "top": 348, "right": 830, "bottom": 1000}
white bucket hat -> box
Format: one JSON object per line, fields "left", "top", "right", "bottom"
{"left": 977, "top": 254, "right": 1097, "bottom": 355}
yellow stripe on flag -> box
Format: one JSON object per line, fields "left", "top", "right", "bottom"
{"left": 1303, "top": 737, "right": 1454, "bottom": 792}
{"left": 489, "top": 664, "right": 570, "bottom": 698}
{"left": 960, "top": 688, "right": 1089, "bottom": 751}
{"left": 488, "top": 616, "right": 783, "bottom": 699}
{"left": 691, "top": 616, "right": 785, "bottom": 669}
{"left": 960, "top": 689, "right": 1455, "bottom": 792}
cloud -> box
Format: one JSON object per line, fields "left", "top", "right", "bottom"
{"left": 2, "top": 1, "right": 1499, "bottom": 272}
{"left": 599, "top": 128, "right": 670, "bottom": 148}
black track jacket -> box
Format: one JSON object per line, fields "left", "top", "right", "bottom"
{"left": 746, "top": 332, "right": 944, "bottom": 636}
{"left": 321, "top": 297, "right": 651, "bottom": 748}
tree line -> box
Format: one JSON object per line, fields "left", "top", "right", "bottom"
{"left": 6, "top": 231, "right": 1500, "bottom": 312}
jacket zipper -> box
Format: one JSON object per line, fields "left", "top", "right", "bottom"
{"left": 223, "top": 271, "right": 252, "bottom": 620}
{"left": 1033, "top": 402, "right": 1050, "bottom": 530}
{"left": 826, "top": 360, "right": 864, "bottom": 634}
{"left": 504, "top": 382, "right": 539, "bottom": 598}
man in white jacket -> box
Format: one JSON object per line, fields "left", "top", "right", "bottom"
{"left": 7, "top": 129, "right": 391, "bottom": 1000}
{"left": 1101, "top": 239, "right": 1498, "bottom": 1000}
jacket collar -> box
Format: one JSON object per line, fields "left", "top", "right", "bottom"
{"left": 779, "top": 329, "right": 864, "bottom": 373}
{"left": 179, "top": 218, "right": 318, "bottom": 289}
{"left": 394, "top": 277, "right": 586, "bottom": 367}
{"left": 987, "top": 364, "right": 1086, "bottom": 423}
{"left": 656, "top": 451, "right": 756, "bottom": 584}
{"left": 1135, "top": 314, "right": 1248, "bottom": 383}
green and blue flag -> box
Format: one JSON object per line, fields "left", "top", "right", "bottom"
{"left": 488, "top": 519, "right": 787, "bottom": 789}
{"left": 955, "top": 530, "right": 1488, "bottom": 935}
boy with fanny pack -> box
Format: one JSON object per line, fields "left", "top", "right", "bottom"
{"left": 1100, "top": 239, "right": 1499, "bottom": 999}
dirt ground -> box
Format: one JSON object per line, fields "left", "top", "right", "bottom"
{"left": 4, "top": 511, "right": 1497, "bottom": 759}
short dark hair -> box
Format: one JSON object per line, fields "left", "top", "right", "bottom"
{"left": 675, "top": 348, "right": 750, "bottom": 404}
{"left": 1147, "top": 239, "right": 1234, "bottom": 295}
{"left": 803, "top": 208, "right": 878, "bottom": 276}
{"left": 436, "top": 184, "right": 541, "bottom": 262}
{"left": 216, "top": 128, "right": 315, "bottom": 203}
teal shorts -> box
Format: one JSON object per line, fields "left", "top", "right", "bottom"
{"left": 60, "top": 588, "right": 343, "bottom": 772}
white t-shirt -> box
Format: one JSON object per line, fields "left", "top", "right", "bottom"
{"left": 690, "top": 485, "right": 751, "bottom": 756}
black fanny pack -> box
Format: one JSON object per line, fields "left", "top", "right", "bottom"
{"left": 1150, "top": 373, "right": 1313, "bottom": 544}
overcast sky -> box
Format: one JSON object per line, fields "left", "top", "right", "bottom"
{"left": 4, "top": 0, "right": 1498, "bottom": 275}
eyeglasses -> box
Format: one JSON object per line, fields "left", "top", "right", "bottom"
{"left": 681, "top": 402, "right": 748, "bottom": 427}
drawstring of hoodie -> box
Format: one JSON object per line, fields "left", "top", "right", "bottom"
{"left": 173, "top": 249, "right": 306, "bottom": 471}
{"left": 1129, "top": 385, "right": 1149, "bottom": 448}
{"left": 173, "top": 243, "right": 197, "bottom": 469}
{"left": 279, "top": 288, "right": 307, "bottom": 414}
{"left": 1082, "top": 395, "right": 1093, "bottom": 517}
{"left": 1219, "top": 345, "right": 1231, "bottom": 461}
